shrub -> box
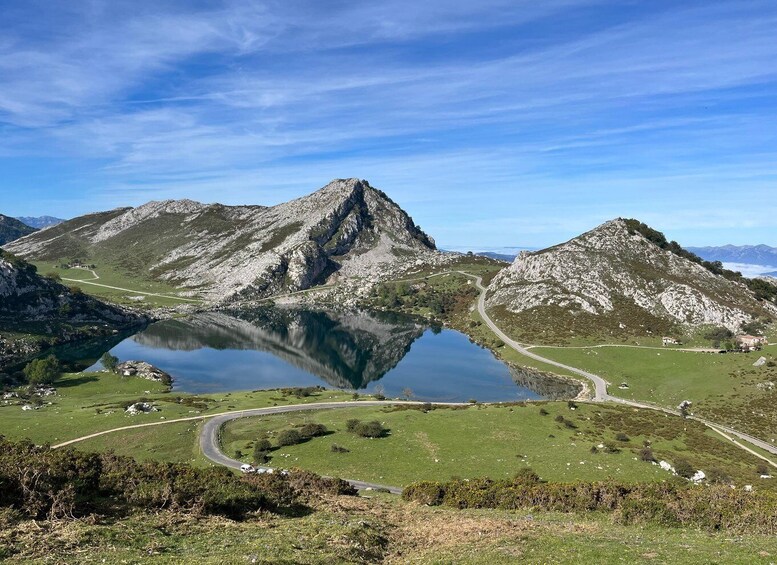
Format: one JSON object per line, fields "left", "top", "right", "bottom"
{"left": 331, "top": 444, "right": 350, "bottom": 453}
{"left": 674, "top": 458, "right": 695, "bottom": 479}
{"left": 345, "top": 419, "right": 361, "bottom": 432}
{"left": 602, "top": 442, "right": 620, "bottom": 454}
{"left": 402, "top": 474, "right": 777, "bottom": 534}
{"left": 402, "top": 481, "right": 445, "bottom": 506}
{"left": 539, "top": 408, "right": 549, "bottom": 416}
{"left": 298, "top": 423, "right": 328, "bottom": 439}
{"left": 352, "top": 421, "right": 386, "bottom": 438}
{"left": 639, "top": 447, "right": 656, "bottom": 462}
{"left": 706, "top": 467, "right": 731, "bottom": 484}
{"left": 554, "top": 415, "right": 564, "bottom": 423}
{"left": 615, "top": 433, "right": 630, "bottom": 442}
{"left": 276, "top": 429, "right": 303, "bottom": 447}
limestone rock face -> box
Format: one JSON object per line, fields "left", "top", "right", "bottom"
{"left": 7, "top": 179, "right": 438, "bottom": 302}
{"left": 487, "top": 219, "right": 776, "bottom": 334}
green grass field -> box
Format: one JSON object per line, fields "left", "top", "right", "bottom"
{"left": 531, "top": 345, "right": 777, "bottom": 438}
{"left": 30, "top": 260, "right": 200, "bottom": 308}
{"left": 0, "top": 371, "right": 355, "bottom": 446}
{"left": 218, "top": 402, "right": 769, "bottom": 488}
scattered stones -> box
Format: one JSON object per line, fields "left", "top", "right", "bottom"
{"left": 116, "top": 361, "right": 172, "bottom": 384}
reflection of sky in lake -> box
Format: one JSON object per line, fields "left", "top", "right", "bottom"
{"left": 92, "top": 326, "right": 541, "bottom": 403}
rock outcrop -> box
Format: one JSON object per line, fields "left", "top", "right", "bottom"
{"left": 0, "top": 250, "right": 145, "bottom": 369}
{"left": 487, "top": 219, "right": 776, "bottom": 339}
{"left": 7, "top": 179, "right": 438, "bottom": 302}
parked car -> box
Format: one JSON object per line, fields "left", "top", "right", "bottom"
{"left": 240, "top": 464, "right": 255, "bottom": 473}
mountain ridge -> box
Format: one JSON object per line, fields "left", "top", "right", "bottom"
{"left": 486, "top": 218, "right": 776, "bottom": 341}
{"left": 16, "top": 216, "right": 66, "bottom": 230}
{"left": 0, "top": 214, "right": 36, "bottom": 245}
{"left": 7, "top": 179, "right": 438, "bottom": 303}
{"left": 686, "top": 244, "right": 777, "bottom": 269}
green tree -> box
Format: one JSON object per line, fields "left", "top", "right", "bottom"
{"left": 101, "top": 352, "right": 119, "bottom": 373}
{"left": 23, "top": 356, "right": 61, "bottom": 385}
{"left": 276, "top": 429, "right": 303, "bottom": 447}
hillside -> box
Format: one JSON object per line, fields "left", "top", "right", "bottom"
{"left": 0, "top": 214, "right": 36, "bottom": 245}
{"left": 7, "top": 179, "right": 437, "bottom": 303}
{"left": 486, "top": 218, "right": 777, "bottom": 342}
{"left": 0, "top": 250, "right": 144, "bottom": 370}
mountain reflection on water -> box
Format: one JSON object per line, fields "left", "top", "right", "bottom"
{"left": 93, "top": 306, "right": 580, "bottom": 402}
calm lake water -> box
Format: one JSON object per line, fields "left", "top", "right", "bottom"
{"left": 76, "top": 307, "right": 578, "bottom": 402}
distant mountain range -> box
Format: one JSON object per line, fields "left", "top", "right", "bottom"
{"left": 686, "top": 245, "right": 777, "bottom": 269}
{"left": 0, "top": 214, "right": 36, "bottom": 245}
{"left": 16, "top": 216, "right": 66, "bottom": 229}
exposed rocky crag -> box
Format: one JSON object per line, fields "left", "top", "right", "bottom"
{"left": 0, "top": 251, "right": 145, "bottom": 369}
{"left": 7, "top": 179, "right": 439, "bottom": 303}
{"left": 487, "top": 219, "right": 776, "bottom": 340}
{"left": 0, "top": 214, "right": 36, "bottom": 245}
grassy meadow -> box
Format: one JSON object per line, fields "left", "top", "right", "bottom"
{"left": 218, "top": 402, "right": 769, "bottom": 488}
{"left": 30, "top": 260, "right": 200, "bottom": 308}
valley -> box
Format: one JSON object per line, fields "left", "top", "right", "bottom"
{"left": 3, "top": 181, "right": 777, "bottom": 563}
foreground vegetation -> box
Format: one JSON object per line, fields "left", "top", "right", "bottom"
{"left": 403, "top": 471, "right": 777, "bottom": 534}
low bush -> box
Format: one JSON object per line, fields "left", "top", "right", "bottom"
{"left": 402, "top": 472, "right": 777, "bottom": 534}
{"left": 350, "top": 420, "right": 387, "bottom": 438}
{"left": 639, "top": 447, "right": 656, "bottom": 462}
{"left": 298, "top": 423, "right": 328, "bottom": 439}
{"left": 331, "top": 444, "right": 350, "bottom": 453}
{"left": 0, "top": 436, "right": 356, "bottom": 522}
{"left": 674, "top": 458, "right": 695, "bottom": 479}
{"left": 276, "top": 429, "right": 304, "bottom": 447}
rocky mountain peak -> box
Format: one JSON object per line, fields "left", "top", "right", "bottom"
{"left": 7, "top": 179, "right": 439, "bottom": 302}
{"left": 488, "top": 218, "right": 776, "bottom": 340}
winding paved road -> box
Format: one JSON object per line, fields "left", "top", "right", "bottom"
{"left": 464, "top": 271, "right": 777, "bottom": 464}
{"left": 199, "top": 401, "right": 452, "bottom": 494}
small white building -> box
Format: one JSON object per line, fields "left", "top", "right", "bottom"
{"left": 737, "top": 335, "right": 768, "bottom": 352}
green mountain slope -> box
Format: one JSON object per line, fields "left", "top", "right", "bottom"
{"left": 0, "top": 214, "right": 36, "bottom": 245}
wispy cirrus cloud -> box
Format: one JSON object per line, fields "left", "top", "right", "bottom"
{"left": 1, "top": 0, "right": 776, "bottom": 247}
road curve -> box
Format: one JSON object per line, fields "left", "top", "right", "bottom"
{"left": 199, "top": 401, "right": 440, "bottom": 494}
{"left": 465, "top": 272, "right": 609, "bottom": 401}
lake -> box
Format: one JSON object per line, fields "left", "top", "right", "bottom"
{"left": 78, "top": 306, "right": 579, "bottom": 402}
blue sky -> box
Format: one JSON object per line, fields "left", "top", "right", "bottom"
{"left": 1, "top": 0, "right": 776, "bottom": 249}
